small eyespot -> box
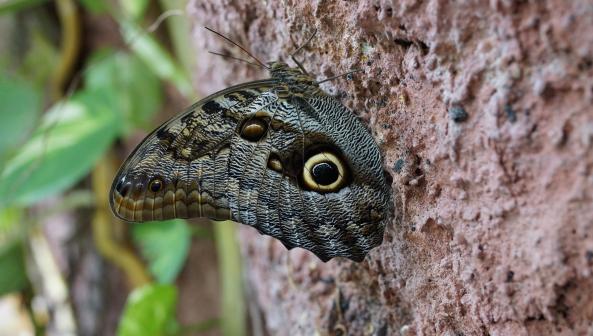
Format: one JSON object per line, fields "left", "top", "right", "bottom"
{"left": 240, "top": 118, "right": 268, "bottom": 142}
{"left": 115, "top": 177, "right": 124, "bottom": 193}
{"left": 302, "top": 151, "right": 347, "bottom": 192}
{"left": 149, "top": 178, "right": 163, "bottom": 193}
{"left": 267, "top": 155, "right": 283, "bottom": 172}
{"left": 116, "top": 176, "right": 132, "bottom": 197}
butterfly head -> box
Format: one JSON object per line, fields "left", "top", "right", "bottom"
{"left": 268, "top": 61, "right": 320, "bottom": 95}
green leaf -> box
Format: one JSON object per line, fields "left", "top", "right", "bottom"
{"left": 20, "top": 27, "right": 61, "bottom": 88}
{"left": 119, "top": 21, "right": 193, "bottom": 98}
{"left": 0, "top": 0, "right": 49, "bottom": 14}
{"left": 120, "top": 0, "right": 150, "bottom": 21}
{"left": 132, "top": 219, "right": 190, "bottom": 284}
{"left": 117, "top": 284, "right": 178, "bottom": 336}
{"left": 78, "top": 0, "right": 108, "bottom": 14}
{"left": 0, "top": 88, "right": 121, "bottom": 207}
{"left": 0, "top": 207, "right": 24, "bottom": 242}
{"left": 0, "top": 76, "right": 42, "bottom": 167}
{"left": 0, "top": 240, "right": 29, "bottom": 296}
{"left": 86, "top": 50, "right": 163, "bottom": 131}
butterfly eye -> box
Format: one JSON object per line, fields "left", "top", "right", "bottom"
{"left": 302, "top": 151, "right": 347, "bottom": 192}
{"left": 240, "top": 118, "right": 268, "bottom": 142}
{"left": 148, "top": 178, "right": 163, "bottom": 193}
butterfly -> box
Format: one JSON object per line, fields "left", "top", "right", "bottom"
{"left": 110, "top": 28, "right": 393, "bottom": 262}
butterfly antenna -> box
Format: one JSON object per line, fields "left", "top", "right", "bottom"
{"left": 208, "top": 51, "right": 267, "bottom": 69}
{"left": 290, "top": 28, "right": 317, "bottom": 57}
{"left": 289, "top": 29, "right": 317, "bottom": 75}
{"left": 316, "top": 68, "right": 363, "bottom": 84}
{"left": 204, "top": 27, "right": 269, "bottom": 70}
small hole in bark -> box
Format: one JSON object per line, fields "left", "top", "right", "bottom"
{"left": 414, "top": 167, "right": 423, "bottom": 177}
{"left": 333, "top": 325, "right": 346, "bottom": 336}
{"left": 504, "top": 104, "right": 517, "bottom": 123}
{"left": 586, "top": 250, "right": 593, "bottom": 263}
{"left": 339, "top": 290, "right": 350, "bottom": 312}
{"left": 578, "top": 57, "right": 592, "bottom": 71}
{"left": 417, "top": 40, "right": 429, "bottom": 54}
{"left": 394, "top": 38, "right": 413, "bottom": 49}
{"left": 558, "top": 121, "right": 572, "bottom": 146}
{"left": 376, "top": 323, "right": 388, "bottom": 336}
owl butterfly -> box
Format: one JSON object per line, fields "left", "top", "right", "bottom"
{"left": 110, "top": 28, "right": 393, "bottom": 262}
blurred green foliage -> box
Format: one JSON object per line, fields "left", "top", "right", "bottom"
{"left": 0, "top": 77, "right": 41, "bottom": 168}
{"left": 117, "top": 284, "right": 178, "bottom": 336}
{"left": 0, "top": 88, "right": 120, "bottom": 205}
{"left": 0, "top": 241, "right": 29, "bottom": 296}
{"left": 0, "top": 0, "right": 247, "bottom": 335}
{"left": 85, "top": 50, "right": 163, "bottom": 132}
{"left": 132, "top": 219, "right": 191, "bottom": 284}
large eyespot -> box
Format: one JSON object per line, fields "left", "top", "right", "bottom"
{"left": 240, "top": 118, "right": 268, "bottom": 142}
{"left": 302, "top": 151, "right": 347, "bottom": 192}
{"left": 148, "top": 177, "right": 163, "bottom": 193}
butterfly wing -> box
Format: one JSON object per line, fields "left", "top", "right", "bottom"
{"left": 247, "top": 94, "right": 393, "bottom": 261}
{"left": 110, "top": 79, "right": 278, "bottom": 222}
{"left": 110, "top": 78, "right": 393, "bottom": 262}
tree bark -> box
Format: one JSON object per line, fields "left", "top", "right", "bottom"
{"left": 187, "top": 1, "right": 593, "bottom": 334}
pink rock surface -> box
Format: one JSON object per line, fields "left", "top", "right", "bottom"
{"left": 187, "top": 1, "right": 593, "bottom": 334}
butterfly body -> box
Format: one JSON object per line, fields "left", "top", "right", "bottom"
{"left": 111, "top": 61, "right": 393, "bottom": 261}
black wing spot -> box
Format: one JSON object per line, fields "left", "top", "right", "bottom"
{"left": 156, "top": 128, "right": 177, "bottom": 144}
{"left": 223, "top": 93, "right": 240, "bottom": 103}
{"left": 202, "top": 100, "right": 223, "bottom": 114}
{"left": 236, "top": 90, "right": 256, "bottom": 100}
{"left": 180, "top": 112, "right": 196, "bottom": 124}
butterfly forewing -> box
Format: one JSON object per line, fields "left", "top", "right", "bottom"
{"left": 110, "top": 80, "right": 276, "bottom": 222}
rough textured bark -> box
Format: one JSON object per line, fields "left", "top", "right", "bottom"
{"left": 187, "top": 1, "right": 593, "bottom": 335}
